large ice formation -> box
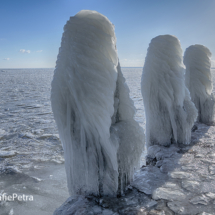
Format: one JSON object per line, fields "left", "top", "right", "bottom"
{"left": 141, "top": 35, "right": 197, "bottom": 148}
{"left": 184, "top": 44, "right": 215, "bottom": 125}
{"left": 51, "top": 10, "right": 144, "bottom": 197}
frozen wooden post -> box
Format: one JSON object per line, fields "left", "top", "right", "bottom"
{"left": 141, "top": 35, "right": 197, "bottom": 148}
{"left": 184, "top": 44, "right": 215, "bottom": 125}
{"left": 51, "top": 10, "right": 144, "bottom": 197}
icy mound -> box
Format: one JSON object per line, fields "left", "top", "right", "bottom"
{"left": 51, "top": 10, "right": 144, "bottom": 197}
{"left": 141, "top": 35, "right": 197, "bottom": 148}
{"left": 184, "top": 44, "right": 215, "bottom": 125}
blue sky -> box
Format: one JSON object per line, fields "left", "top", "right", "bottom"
{"left": 1, "top": 0, "right": 215, "bottom": 68}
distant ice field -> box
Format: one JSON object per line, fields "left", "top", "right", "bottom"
{"left": 0, "top": 67, "right": 145, "bottom": 214}
{"left": 0, "top": 67, "right": 214, "bottom": 214}
{"left": 0, "top": 68, "right": 144, "bottom": 168}
{"left": 0, "top": 67, "right": 215, "bottom": 169}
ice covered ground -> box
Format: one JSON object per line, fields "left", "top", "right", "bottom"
{"left": 55, "top": 69, "right": 215, "bottom": 215}
{"left": 1, "top": 68, "right": 215, "bottom": 214}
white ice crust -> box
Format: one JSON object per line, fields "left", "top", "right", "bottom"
{"left": 51, "top": 10, "right": 144, "bottom": 197}
{"left": 184, "top": 44, "right": 215, "bottom": 125}
{"left": 141, "top": 35, "right": 197, "bottom": 148}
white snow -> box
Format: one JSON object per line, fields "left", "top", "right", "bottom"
{"left": 51, "top": 10, "right": 144, "bottom": 197}
{"left": 184, "top": 44, "right": 215, "bottom": 125}
{"left": 141, "top": 35, "right": 198, "bottom": 147}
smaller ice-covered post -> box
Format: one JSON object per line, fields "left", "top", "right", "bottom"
{"left": 141, "top": 35, "right": 197, "bottom": 148}
{"left": 51, "top": 10, "right": 144, "bottom": 197}
{"left": 184, "top": 44, "right": 215, "bottom": 125}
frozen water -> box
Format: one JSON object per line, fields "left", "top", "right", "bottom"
{"left": 189, "top": 195, "right": 211, "bottom": 205}
{"left": 184, "top": 44, "right": 215, "bottom": 125}
{"left": 141, "top": 35, "right": 198, "bottom": 147}
{"left": 0, "top": 67, "right": 144, "bottom": 214}
{"left": 0, "top": 68, "right": 65, "bottom": 169}
{"left": 55, "top": 120, "right": 215, "bottom": 214}
{"left": 51, "top": 10, "right": 144, "bottom": 197}
{"left": 181, "top": 180, "right": 201, "bottom": 192}
{"left": 0, "top": 69, "right": 69, "bottom": 214}
{"left": 152, "top": 187, "right": 186, "bottom": 201}
{"left": 0, "top": 65, "right": 215, "bottom": 214}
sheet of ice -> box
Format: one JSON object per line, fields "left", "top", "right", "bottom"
{"left": 51, "top": 10, "right": 144, "bottom": 197}
{"left": 0, "top": 66, "right": 144, "bottom": 214}
{"left": 54, "top": 123, "right": 215, "bottom": 215}
{"left": 141, "top": 35, "right": 197, "bottom": 147}
{"left": 0, "top": 68, "right": 68, "bottom": 214}
{"left": 184, "top": 44, "right": 215, "bottom": 125}
{"left": 1, "top": 67, "right": 215, "bottom": 214}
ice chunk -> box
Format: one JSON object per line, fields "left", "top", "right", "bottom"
{"left": 189, "top": 195, "right": 210, "bottom": 205}
{"left": 207, "top": 153, "right": 215, "bottom": 159}
{"left": 181, "top": 180, "right": 200, "bottom": 192}
{"left": 0, "top": 129, "right": 6, "bottom": 140}
{"left": 201, "top": 181, "right": 215, "bottom": 193}
{"left": 167, "top": 201, "right": 187, "bottom": 215}
{"left": 145, "top": 200, "right": 158, "bottom": 208}
{"left": 198, "top": 213, "right": 214, "bottom": 215}
{"left": 38, "top": 134, "right": 59, "bottom": 139}
{"left": 0, "top": 151, "right": 17, "bottom": 158}
{"left": 152, "top": 187, "right": 186, "bottom": 201}
{"left": 169, "top": 171, "right": 191, "bottom": 179}
{"left": 147, "top": 145, "right": 162, "bottom": 158}
{"left": 184, "top": 44, "right": 215, "bottom": 125}
{"left": 205, "top": 192, "right": 215, "bottom": 199}
{"left": 131, "top": 166, "right": 168, "bottom": 195}
{"left": 32, "top": 129, "right": 44, "bottom": 135}
{"left": 0, "top": 129, "right": 5, "bottom": 135}
{"left": 51, "top": 10, "right": 144, "bottom": 197}
{"left": 160, "top": 158, "right": 177, "bottom": 173}
{"left": 195, "top": 153, "right": 205, "bottom": 158}
{"left": 209, "top": 166, "right": 215, "bottom": 175}
{"left": 141, "top": 35, "right": 197, "bottom": 148}
{"left": 9, "top": 209, "right": 14, "bottom": 215}
{"left": 19, "top": 132, "right": 34, "bottom": 139}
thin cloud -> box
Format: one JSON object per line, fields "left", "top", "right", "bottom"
{"left": 36, "top": 50, "right": 43, "bottom": 52}
{"left": 19, "top": 49, "right": 31, "bottom": 54}
{"left": 3, "top": 58, "right": 10, "bottom": 60}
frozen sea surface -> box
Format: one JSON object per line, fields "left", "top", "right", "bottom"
{"left": 0, "top": 68, "right": 145, "bottom": 214}
{"left": 1, "top": 68, "right": 215, "bottom": 214}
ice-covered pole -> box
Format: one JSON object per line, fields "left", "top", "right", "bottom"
{"left": 51, "top": 10, "right": 144, "bottom": 197}
{"left": 184, "top": 44, "right": 215, "bottom": 125}
{"left": 141, "top": 35, "right": 197, "bottom": 148}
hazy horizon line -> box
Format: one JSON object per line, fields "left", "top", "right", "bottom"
{"left": 1, "top": 67, "right": 215, "bottom": 70}
{"left": 0, "top": 67, "right": 144, "bottom": 70}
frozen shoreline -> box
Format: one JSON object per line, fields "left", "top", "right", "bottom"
{"left": 0, "top": 163, "right": 69, "bottom": 215}
{"left": 55, "top": 122, "right": 215, "bottom": 215}
{"left": 0, "top": 68, "right": 215, "bottom": 214}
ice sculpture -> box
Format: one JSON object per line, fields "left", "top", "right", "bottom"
{"left": 184, "top": 44, "right": 215, "bottom": 125}
{"left": 51, "top": 10, "right": 144, "bottom": 197}
{"left": 141, "top": 35, "right": 197, "bottom": 148}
